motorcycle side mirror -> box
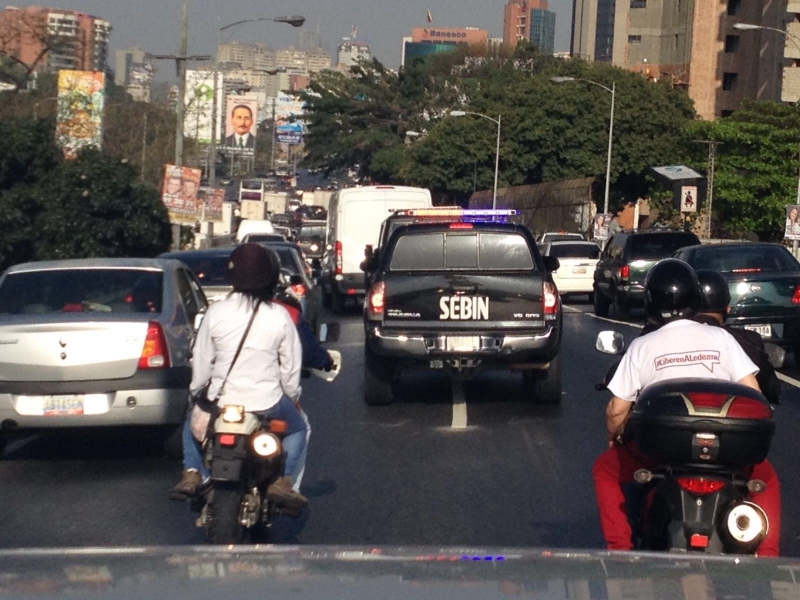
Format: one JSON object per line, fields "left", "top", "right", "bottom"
{"left": 542, "top": 255, "right": 560, "bottom": 273}
{"left": 318, "top": 322, "right": 340, "bottom": 343}
{"left": 764, "top": 343, "right": 786, "bottom": 369}
{"left": 289, "top": 273, "right": 304, "bottom": 286}
{"left": 193, "top": 312, "right": 205, "bottom": 332}
{"left": 596, "top": 331, "right": 625, "bottom": 354}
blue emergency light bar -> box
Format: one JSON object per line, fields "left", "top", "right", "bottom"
{"left": 394, "top": 209, "right": 519, "bottom": 217}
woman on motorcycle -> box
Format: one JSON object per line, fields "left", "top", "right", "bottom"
{"left": 178, "top": 243, "right": 309, "bottom": 508}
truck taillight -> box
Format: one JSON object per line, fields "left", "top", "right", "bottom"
{"left": 290, "top": 283, "right": 307, "bottom": 298}
{"left": 367, "top": 281, "right": 385, "bottom": 320}
{"left": 620, "top": 265, "right": 630, "bottom": 282}
{"left": 335, "top": 241, "right": 343, "bottom": 276}
{"left": 543, "top": 282, "right": 559, "bottom": 320}
{"left": 792, "top": 285, "right": 800, "bottom": 304}
{"left": 138, "top": 321, "right": 170, "bottom": 369}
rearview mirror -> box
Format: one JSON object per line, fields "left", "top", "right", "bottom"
{"left": 193, "top": 312, "right": 205, "bottom": 332}
{"left": 596, "top": 331, "right": 625, "bottom": 355}
{"left": 764, "top": 343, "right": 786, "bottom": 370}
{"left": 290, "top": 274, "right": 304, "bottom": 286}
{"left": 543, "top": 255, "right": 560, "bottom": 273}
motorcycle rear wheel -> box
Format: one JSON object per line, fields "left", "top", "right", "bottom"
{"left": 207, "top": 487, "right": 247, "bottom": 544}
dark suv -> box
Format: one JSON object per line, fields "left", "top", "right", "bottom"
{"left": 592, "top": 230, "right": 701, "bottom": 318}
{"left": 363, "top": 220, "right": 563, "bottom": 405}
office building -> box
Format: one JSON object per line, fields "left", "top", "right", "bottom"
{"left": 337, "top": 39, "right": 371, "bottom": 68}
{"left": 298, "top": 30, "right": 323, "bottom": 51}
{"left": 0, "top": 6, "right": 111, "bottom": 74}
{"left": 114, "top": 46, "right": 145, "bottom": 86}
{"left": 503, "top": 0, "right": 556, "bottom": 53}
{"left": 401, "top": 27, "right": 489, "bottom": 66}
{"left": 570, "top": 0, "right": 787, "bottom": 119}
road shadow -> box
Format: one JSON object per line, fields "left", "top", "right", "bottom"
{"left": 302, "top": 479, "right": 337, "bottom": 499}
{"left": 388, "top": 371, "right": 453, "bottom": 406}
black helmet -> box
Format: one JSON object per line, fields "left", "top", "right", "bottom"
{"left": 228, "top": 243, "right": 280, "bottom": 292}
{"left": 696, "top": 269, "right": 731, "bottom": 314}
{"left": 644, "top": 259, "right": 700, "bottom": 323}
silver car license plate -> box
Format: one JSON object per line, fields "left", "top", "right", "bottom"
{"left": 744, "top": 324, "right": 772, "bottom": 338}
{"left": 445, "top": 336, "right": 480, "bottom": 352}
{"left": 43, "top": 395, "right": 84, "bottom": 416}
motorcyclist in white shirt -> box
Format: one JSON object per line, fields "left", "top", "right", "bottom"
{"left": 593, "top": 259, "right": 781, "bottom": 556}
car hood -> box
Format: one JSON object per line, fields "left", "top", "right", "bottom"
{"left": 0, "top": 545, "right": 790, "bottom": 599}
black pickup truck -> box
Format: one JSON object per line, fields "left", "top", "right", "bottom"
{"left": 363, "top": 220, "right": 563, "bottom": 405}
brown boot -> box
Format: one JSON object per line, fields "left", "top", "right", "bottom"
{"left": 266, "top": 476, "right": 308, "bottom": 508}
{"left": 170, "top": 469, "right": 201, "bottom": 501}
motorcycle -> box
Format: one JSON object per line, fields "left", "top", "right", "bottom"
{"left": 596, "top": 331, "right": 776, "bottom": 554}
{"left": 194, "top": 349, "right": 342, "bottom": 544}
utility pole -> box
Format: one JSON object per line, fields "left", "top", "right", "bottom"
{"left": 694, "top": 140, "right": 721, "bottom": 239}
{"left": 141, "top": 112, "right": 148, "bottom": 182}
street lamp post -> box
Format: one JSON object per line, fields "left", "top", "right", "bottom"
{"left": 208, "top": 16, "right": 305, "bottom": 188}
{"left": 551, "top": 76, "right": 616, "bottom": 216}
{"left": 449, "top": 110, "right": 502, "bottom": 210}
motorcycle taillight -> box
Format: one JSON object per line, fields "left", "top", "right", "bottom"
{"left": 677, "top": 477, "right": 726, "bottom": 495}
{"left": 218, "top": 433, "right": 237, "bottom": 447}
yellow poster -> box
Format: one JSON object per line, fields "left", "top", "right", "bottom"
{"left": 56, "top": 70, "right": 105, "bottom": 159}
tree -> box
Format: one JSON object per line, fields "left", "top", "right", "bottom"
{"left": 684, "top": 101, "right": 800, "bottom": 240}
{"left": 0, "top": 118, "right": 171, "bottom": 270}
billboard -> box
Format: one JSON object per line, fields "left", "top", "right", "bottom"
{"left": 55, "top": 70, "right": 105, "bottom": 159}
{"left": 161, "top": 164, "right": 202, "bottom": 224}
{"left": 199, "top": 187, "right": 224, "bottom": 222}
{"left": 411, "top": 27, "right": 488, "bottom": 45}
{"left": 786, "top": 206, "right": 800, "bottom": 241}
{"left": 680, "top": 185, "right": 698, "bottom": 213}
{"left": 223, "top": 94, "right": 258, "bottom": 155}
{"left": 185, "top": 70, "right": 224, "bottom": 144}
{"left": 593, "top": 213, "right": 612, "bottom": 241}
{"left": 274, "top": 93, "right": 305, "bottom": 145}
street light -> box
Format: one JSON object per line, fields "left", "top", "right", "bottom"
{"left": 551, "top": 76, "right": 616, "bottom": 215}
{"left": 208, "top": 16, "right": 305, "bottom": 187}
{"left": 449, "top": 110, "right": 502, "bottom": 210}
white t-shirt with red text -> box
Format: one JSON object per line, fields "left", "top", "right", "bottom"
{"left": 608, "top": 319, "right": 759, "bottom": 403}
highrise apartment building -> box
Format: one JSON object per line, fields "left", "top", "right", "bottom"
{"left": 0, "top": 6, "right": 111, "bottom": 74}
{"left": 337, "top": 39, "right": 371, "bottom": 68}
{"left": 570, "top": 0, "right": 788, "bottom": 119}
{"left": 503, "top": 0, "right": 556, "bottom": 53}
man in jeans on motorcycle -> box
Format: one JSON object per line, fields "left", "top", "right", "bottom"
{"left": 593, "top": 259, "right": 781, "bottom": 556}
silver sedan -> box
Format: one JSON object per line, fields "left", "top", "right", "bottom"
{"left": 0, "top": 258, "right": 207, "bottom": 445}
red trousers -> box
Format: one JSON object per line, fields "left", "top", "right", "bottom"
{"left": 592, "top": 443, "right": 781, "bottom": 556}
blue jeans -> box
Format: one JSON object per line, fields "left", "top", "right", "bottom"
{"left": 183, "top": 395, "right": 309, "bottom": 485}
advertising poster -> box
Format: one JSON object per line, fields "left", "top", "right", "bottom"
{"left": 785, "top": 205, "right": 800, "bottom": 241}
{"left": 680, "top": 185, "right": 698, "bottom": 213}
{"left": 55, "top": 70, "right": 105, "bottom": 159}
{"left": 161, "top": 164, "right": 202, "bottom": 224}
{"left": 274, "top": 93, "right": 305, "bottom": 145}
{"left": 223, "top": 95, "right": 258, "bottom": 155}
{"left": 185, "top": 70, "right": 224, "bottom": 144}
{"left": 593, "top": 213, "right": 613, "bottom": 241}
{"left": 199, "top": 187, "right": 224, "bottom": 222}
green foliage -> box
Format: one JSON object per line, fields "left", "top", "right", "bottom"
{"left": 0, "top": 118, "right": 171, "bottom": 270}
{"left": 300, "top": 49, "right": 697, "bottom": 205}
{"left": 684, "top": 101, "right": 800, "bottom": 241}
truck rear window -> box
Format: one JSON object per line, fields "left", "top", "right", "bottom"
{"left": 629, "top": 233, "right": 699, "bottom": 260}
{"left": 389, "top": 232, "right": 535, "bottom": 271}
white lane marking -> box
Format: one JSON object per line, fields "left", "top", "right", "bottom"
{"left": 777, "top": 372, "right": 800, "bottom": 389}
{"left": 451, "top": 378, "right": 468, "bottom": 429}
{"left": 586, "top": 313, "right": 643, "bottom": 329}
{"left": 4, "top": 435, "right": 37, "bottom": 455}
{"left": 562, "top": 305, "right": 583, "bottom": 313}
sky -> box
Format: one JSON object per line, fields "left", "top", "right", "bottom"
{"left": 10, "top": 0, "right": 573, "bottom": 75}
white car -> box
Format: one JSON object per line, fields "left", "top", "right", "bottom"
{"left": 541, "top": 240, "right": 601, "bottom": 300}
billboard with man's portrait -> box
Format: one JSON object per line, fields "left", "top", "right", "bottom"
{"left": 199, "top": 187, "right": 224, "bottom": 222}
{"left": 55, "top": 70, "right": 105, "bottom": 159}
{"left": 224, "top": 95, "right": 258, "bottom": 155}
{"left": 161, "top": 164, "right": 202, "bottom": 224}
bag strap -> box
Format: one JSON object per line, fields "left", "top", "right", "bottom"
{"left": 215, "top": 301, "right": 260, "bottom": 401}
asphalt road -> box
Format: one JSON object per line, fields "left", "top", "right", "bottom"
{"left": 3, "top": 300, "right": 800, "bottom": 555}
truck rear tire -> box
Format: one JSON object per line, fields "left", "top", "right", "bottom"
{"left": 523, "top": 353, "right": 562, "bottom": 405}
{"left": 593, "top": 289, "right": 610, "bottom": 318}
{"left": 364, "top": 346, "right": 393, "bottom": 405}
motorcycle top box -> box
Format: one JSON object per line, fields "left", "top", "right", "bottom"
{"left": 629, "top": 378, "right": 774, "bottom": 468}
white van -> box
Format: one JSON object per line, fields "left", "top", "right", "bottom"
{"left": 323, "top": 185, "right": 432, "bottom": 311}
{"left": 235, "top": 219, "right": 275, "bottom": 243}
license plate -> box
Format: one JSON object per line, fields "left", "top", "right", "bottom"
{"left": 744, "top": 324, "right": 772, "bottom": 338}
{"left": 572, "top": 267, "right": 587, "bottom": 274}
{"left": 445, "top": 336, "right": 480, "bottom": 352}
{"left": 43, "top": 395, "right": 84, "bottom": 416}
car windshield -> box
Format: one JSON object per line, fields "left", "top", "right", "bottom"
{"left": 629, "top": 233, "right": 700, "bottom": 259}
{"left": 691, "top": 245, "right": 800, "bottom": 273}
{"left": 548, "top": 243, "right": 600, "bottom": 259}
{"left": 298, "top": 225, "right": 325, "bottom": 240}
{"left": 244, "top": 234, "right": 284, "bottom": 243}
{"left": 171, "top": 254, "right": 230, "bottom": 286}
{"left": 269, "top": 246, "right": 302, "bottom": 275}
{"left": 0, "top": 268, "right": 164, "bottom": 314}
{"left": 390, "top": 232, "right": 535, "bottom": 271}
